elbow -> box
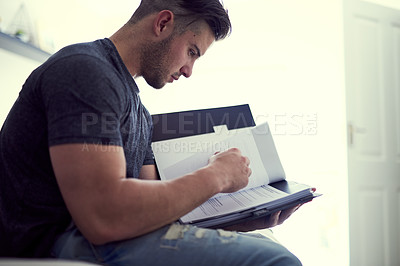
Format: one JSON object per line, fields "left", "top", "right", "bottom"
{"left": 76, "top": 218, "right": 144, "bottom": 245}
{"left": 79, "top": 224, "right": 115, "bottom": 245}
{"left": 85, "top": 232, "right": 112, "bottom": 246}
{"left": 74, "top": 218, "right": 121, "bottom": 245}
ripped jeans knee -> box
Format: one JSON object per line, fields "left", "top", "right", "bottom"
{"left": 160, "top": 223, "right": 238, "bottom": 249}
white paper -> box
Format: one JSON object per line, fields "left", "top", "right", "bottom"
{"left": 153, "top": 124, "right": 273, "bottom": 195}
{"left": 180, "top": 184, "right": 288, "bottom": 223}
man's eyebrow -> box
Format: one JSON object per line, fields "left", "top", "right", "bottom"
{"left": 194, "top": 45, "right": 201, "bottom": 57}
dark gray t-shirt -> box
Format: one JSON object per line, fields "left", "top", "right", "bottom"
{"left": 0, "top": 38, "right": 154, "bottom": 257}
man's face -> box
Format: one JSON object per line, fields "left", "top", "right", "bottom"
{"left": 140, "top": 26, "right": 215, "bottom": 89}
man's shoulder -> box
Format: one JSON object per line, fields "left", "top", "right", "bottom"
{"left": 39, "top": 39, "right": 122, "bottom": 83}
{"left": 50, "top": 39, "right": 110, "bottom": 66}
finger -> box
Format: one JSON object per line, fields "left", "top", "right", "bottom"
{"left": 283, "top": 204, "right": 301, "bottom": 216}
{"left": 279, "top": 212, "right": 292, "bottom": 224}
{"left": 269, "top": 211, "right": 281, "bottom": 227}
{"left": 278, "top": 205, "right": 301, "bottom": 224}
{"left": 286, "top": 204, "right": 299, "bottom": 212}
{"left": 244, "top": 156, "right": 250, "bottom": 166}
{"left": 247, "top": 167, "right": 252, "bottom": 177}
{"left": 228, "top": 147, "right": 241, "bottom": 153}
{"left": 294, "top": 204, "right": 302, "bottom": 211}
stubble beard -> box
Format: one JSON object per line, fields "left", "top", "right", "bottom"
{"left": 140, "top": 35, "right": 174, "bottom": 89}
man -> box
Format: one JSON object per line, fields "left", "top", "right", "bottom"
{"left": 0, "top": 0, "right": 302, "bottom": 265}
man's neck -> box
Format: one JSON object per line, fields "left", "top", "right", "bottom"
{"left": 109, "top": 24, "right": 144, "bottom": 77}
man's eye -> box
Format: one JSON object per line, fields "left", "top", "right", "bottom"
{"left": 189, "top": 49, "right": 196, "bottom": 57}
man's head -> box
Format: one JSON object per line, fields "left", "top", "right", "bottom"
{"left": 119, "top": 0, "right": 231, "bottom": 89}
{"left": 129, "top": 0, "right": 232, "bottom": 41}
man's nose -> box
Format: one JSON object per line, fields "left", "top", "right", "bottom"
{"left": 180, "top": 61, "right": 194, "bottom": 78}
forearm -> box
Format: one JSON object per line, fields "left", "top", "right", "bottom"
{"left": 79, "top": 166, "right": 221, "bottom": 244}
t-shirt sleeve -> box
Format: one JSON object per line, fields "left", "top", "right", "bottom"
{"left": 143, "top": 123, "right": 155, "bottom": 165}
{"left": 40, "top": 55, "right": 127, "bottom": 147}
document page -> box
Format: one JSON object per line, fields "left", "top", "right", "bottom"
{"left": 180, "top": 184, "right": 289, "bottom": 223}
{"left": 153, "top": 124, "right": 270, "bottom": 193}
{"left": 251, "top": 122, "right": 286, "bottom": 183}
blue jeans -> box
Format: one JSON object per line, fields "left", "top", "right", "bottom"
{"left": 51, "top": 223, "right": 302, "bottom": 266}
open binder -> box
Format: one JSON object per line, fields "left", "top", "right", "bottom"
{"left": 151, "top": 104, "right": 320, "bottom": 228}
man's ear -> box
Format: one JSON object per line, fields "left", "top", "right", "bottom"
{"left": 153, "top": 10, "right": 174, "bottom": 37}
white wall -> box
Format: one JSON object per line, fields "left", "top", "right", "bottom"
{"left": 0, "top": 1, "right": 349, "bottom": 265}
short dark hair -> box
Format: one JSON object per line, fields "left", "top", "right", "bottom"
{"left": 129, "top": 0, "right": 232, "bottom": 41}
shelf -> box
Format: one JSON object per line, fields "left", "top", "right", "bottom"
{"left": 0, "top": 32, "right": 51, "bottom": 63}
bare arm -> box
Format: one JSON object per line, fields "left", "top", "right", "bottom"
{"left": 50, "top": 144, "right": 250, "bottom": 245}
{"left": 139, "top": 164, "right": 159, "bottom": 180}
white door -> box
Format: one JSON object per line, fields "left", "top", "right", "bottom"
{"left": 344, "top": 0, "right": 400, "bottom": 265}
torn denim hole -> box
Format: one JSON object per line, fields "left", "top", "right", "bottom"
{"left": 160, "top": 223, "right": 190, "bottom": 249}
{"left": 217, "top": 229, "right": 238, "bottom": 244}
{"left": 194, "top": 228, "right": 207, "bottom": 239}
